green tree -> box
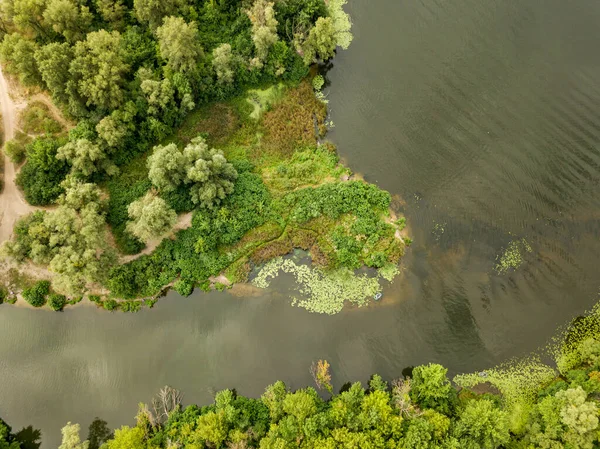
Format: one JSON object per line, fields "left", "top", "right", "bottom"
{"left": 95, "top": 102, "right": 137, "bottom": 149}
{"left": 410, "top": 364, "right": 455, "bottom": 414}
{"left": 133, "top": 0, "right": 189, "bottom": 30}
{"left": 34, "top": 42, "right": 73, "bottom": 105}
{"left": 182, "top": 137, "right": 238, "bottom": 208}
{"left": 0, "top": 33, "right": 41, "bottom": 85}
{"left": 43, "top": 0, "right": 93, "bottom": 42}
{"left": 95, "top": 0, "right": 126, "bottom": 29}
{"left": 125, "top": 192, "right": 177, "bottom": 242}
{"left": 302, "top": 17, "right": 337, "bottom": 64}
{"left": 262, "top": 381, "right": 288, "bottom": 423}
{"left": 70, "top": 30, "right": 130, "bottom": 110}
{"left": 212, "top": 43, "right": 234, "bottom": 85}
{"left": 246, "top": 0, "right": 278, "bottom": 66}
{"left": 59, "top": 422, "right": 89, "bottom": 449}
{"left": 57, "top": 139, "right": 118, "bottom": 177}
{"left": 10, "top": 0, "right": 47, "bottom": 36}
{"left": 156, "top": 16, "right": 203, "bottom": 73}
{"left": 452, "top": 399, "right": 509, "bottom": 449}
{"left": 147, "top": 143, "right": 186, "bottom": 192}
{"left": 0, "top": 418, "right": 21, "bottom": 449}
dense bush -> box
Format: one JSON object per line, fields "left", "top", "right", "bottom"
{"left": 47, "top": 294, "right": 66, "bottom": 311}
{"left": 22, "top": 281, "right": 51, "bottom": 307}
{"left": 102, "top": 299, "right": 118, "bottom": 311}
{"left": 16, "top": 137, "right": 69, "bottom": 205}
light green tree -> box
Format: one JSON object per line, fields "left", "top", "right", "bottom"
{"left": 59, "top": 422, "right": 89, "bottom": 449}
{"left": 57, "top": 138, "right": 118, "bottom": 177}
{"left": 262, "top": 381, "right": 288, "bottom": 423}
{"left": 34, "top": 42, "right": 73, "bottom": 105}
{"left": 156, "top": 16, "right": 203, "bottom": 73}
{"left": 3, "top": 178, "right": 116, "bottom": 294}
{"left": 95, "top": 102, "right": 137, "bottom": 149}
{"left": 557, "top": 387, "right": 599, "bottom": 449}
{"left": 212, "top": 43, "right": 235, "bottom": 85}
{"left": 452, "top": 399, "right": 510, "bottom": 449}
{"left": 70, "top": 30, "right": 129, "bottom": 110}
{"left": 147, "top": 143, "right": 187, "bottom": 192}
{"left": 246, "top": 0, "right": 278, "bottom": 65}
{"left": 43, "top": 0, "right": 92, "bottom": 42}
{"left": 326, "top": 0, "right": 353, "bottom": 50}
{"left": 182, "top": 137, "right": 238, "bottom": 208}
{"left": 194, "top": 411, "right": 229, "bottom": 448}
{"left": 410, "top": 364, "right": 454, "bottom": 414}
{"left": 95, "top": 0, "right": 126, "bottom": 29}
{"left": 10, "top": 0, "right": 47, "bottom": 36}
{"left": 126, "top": 193, "right": 177, "bottom": 242}
{"left": 102, "top": 426, "right": 146, "bottom": 449}
{"left": 302, "top": 17, "right": 337, "bottom": 64}
{"left": 0, "top": 33, "right": 41, "bottom": 85}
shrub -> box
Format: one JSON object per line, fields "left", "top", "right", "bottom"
{"left": 48, "top": 293, "right": 66, "bottom": 311}
{"left": 120, "top": 300, "right": 142, "bottom": 312}
{"left": 88, "top": 295, "right": 102, "bottom": 303}
{"left": 4, "top": 131, "right": 31, "bottom": 164}
{"left": 22, "top": 280, "right": 51, "bottom": 307}
{"left": 174, "top": 279, "right": 194, "bottom": 297}
{"left": 102, "top": 299, "right": 118, "bottom": 311}
{"left": 0, "top": 286, "right": 7, "bottom": 304}
{"left": 17, "top": 137, "right": 69, "bottom": 206}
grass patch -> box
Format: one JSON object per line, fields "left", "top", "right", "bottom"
{"left": 18, "top": 101, "right": 63, "bottom": 136}
{"left": 246, "top": 83, "right": 285, "bottom": 121}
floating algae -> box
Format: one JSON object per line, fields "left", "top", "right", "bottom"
{"left": 495, "top": 238, "right": 532, "bottom": 274}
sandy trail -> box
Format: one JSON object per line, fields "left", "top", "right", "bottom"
{"left": 0, "top": 65, "right": 38, "bottom": 244}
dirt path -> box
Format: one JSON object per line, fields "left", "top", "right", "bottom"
{"left": 0, "top": 65, "right": 38, "bottom": 244}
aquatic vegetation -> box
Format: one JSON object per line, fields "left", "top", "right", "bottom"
{"left": 253, "top": 257, "right": 381, "bottom": 314}
{"left": 455, "top": 357, "right": 556, "bottom": 433}
{"left": 378, "top": 262, "right": 400, "bottom": 282}
{"left": 495, "top": 238, "right": 532, "bottom": 274}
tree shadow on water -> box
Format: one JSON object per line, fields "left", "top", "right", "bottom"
{"left": 87, "top": 418, "right": 113, "bottom": 449}
{"left": 15, "top": 426, "right": 41, "bottom": 449}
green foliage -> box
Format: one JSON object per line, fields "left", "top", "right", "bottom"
{"left": 126, "top": 193, "right": 177, "bottom": 243}
{"left": 410, "top": 364, "right": 455, "bottom": 415}
{"left": 156, "top": 17, "right": 203, "bottom": 73}
{"left": 48, "top": 293, "right": 67, "bottom": 311}
{"left": 173, "top": 279, "right": 193, "bottom": 297}
{"left": 17, "top": 137, "right": 69, "bottom": 206}
{"left": 4, "top": 179, "right": 116, "bottom": 294}
{"left": 4, "top": 131, "right": 31, "bottom": 164}
{"left": 22, "top": 280, "right": 50, "bottom": 307}
{"left": 102, "top": 299, "right": 119, "bottom": 311}
{"left": 19, "top": 101, "right": 63, "bottom": 135}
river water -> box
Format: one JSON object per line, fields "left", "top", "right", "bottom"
{"left": 2, "top": 0, "right": 600, "bottom": 446}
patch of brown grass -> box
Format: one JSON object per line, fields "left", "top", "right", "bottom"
{"left": 261, "top": 81, "right": 327, "bottom": 155}
{"left": 250, "top": 236, "right": 293, "bottom": 265}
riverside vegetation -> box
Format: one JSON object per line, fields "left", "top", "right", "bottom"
{"left": 3, "top": 305, "right": 600, "bottom": 448}
{"left": 0, "top": 0, "right": 409, "bottom": 311}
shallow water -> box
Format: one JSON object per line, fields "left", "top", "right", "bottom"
{"left": 1, "top": 0, "right": 600, "bottom": 446}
